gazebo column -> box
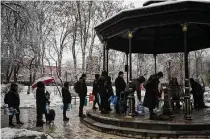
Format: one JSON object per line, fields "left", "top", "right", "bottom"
{"left": 127, "top": 30, "right": 135, "bottom": 116}
{"left": 106, "top": 47, "right": 109, "bottom": 74}
{"left": 126, "top": 53, "right": 129, "bottom": 83}
{"left": 103, "top": 41, "right": 107, "bottom": 71}
{"left": 154, "top": 54, "right": 157, "bottom": 74}
{"left": 182, "top": 23, "right": 192, "bottom": 120}
{"left": 128, "top": 31, "right": 133, "bottom": 81}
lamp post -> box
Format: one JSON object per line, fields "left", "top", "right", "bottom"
{"left": 182, "top": 23, "right": 192, "bottom": 120}
{"left": 127, "top": 30, "right": 135, "bottom": 116}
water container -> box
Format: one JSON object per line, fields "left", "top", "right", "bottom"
{"left": 137, "top": 101, "right": 145, "bottom": 116}
{"left": 46, "top": 103, "right": 49, "bottom": 113}
{"left": 60, "top": 104, "right": 63, "bottom": 109}
{"left": 68, "top": 103, "right": 72, "bottom": 111}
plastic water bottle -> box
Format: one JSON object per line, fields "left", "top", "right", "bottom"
{"left": 137, "top": 101, "right": 145, "bottom": 116}
{"left": 60, "top": 104, "right": 63, "bottom": 109}
{"left": 46, "top": 103, "right": 49, "bottom": 113}
{"left": 68, "top": 103, "right": 72, "bottom": 111}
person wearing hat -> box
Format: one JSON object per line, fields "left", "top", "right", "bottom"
{"left": 98, "top": 70, "right": 110, "bottom": 114}
{"left": 4, "top": 83, "right": 23, "bottom": 126}
{"left": 62, "top": 82, "right": 72, "bottom": 121}
{"left": 36, "top": 81, "right": 47, "bottom": 126}
{"left": 78, "top": 74, "right": 87, "bottom": 117}
{"left": 92, "top": 74, "right": 101, "bottom": 110}
{"left": 115, "top": 71, "right": 126, "bottom": 114}
{"left": 143, "top": 71, "right": 163, "bottom": 119}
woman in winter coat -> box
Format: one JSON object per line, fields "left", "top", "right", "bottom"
{"left": 143, "top": 72, "right": 163, "bottom": 119}
{"left": 62, "top": 82, "right": 72, "bottom": 121}
{"left": 4, "top": 83, "right": 23, "bottom": 126}
{"left": 36, "top": 81, "right": 47, "bottom": 127}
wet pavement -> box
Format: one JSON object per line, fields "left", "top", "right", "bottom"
{"left": 1, "top": 105, "right": 126, "bottom": 139}
{"left": 2, "top": 104, "right": 210, "bottom": 139}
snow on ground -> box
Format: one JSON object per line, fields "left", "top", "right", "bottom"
{"left": 1, "top": 85, "right": 95, "bottom": 108}
{"left": 1, "top": 127, "right": 53, "bottom": 139}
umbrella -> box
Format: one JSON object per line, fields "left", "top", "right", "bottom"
{"left": 32, "top": 77, "right": 55, "bottom": 89}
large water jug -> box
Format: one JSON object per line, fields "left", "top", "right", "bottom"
{"left": 137, "top": 101, "right": 145, "bottom": 116}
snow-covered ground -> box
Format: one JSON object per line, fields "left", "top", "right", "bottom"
{"left": 1, "top": 127, "right": 53, "bottom": 139}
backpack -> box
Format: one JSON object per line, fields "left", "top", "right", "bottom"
{"left": 74, "top": 81, "right": 81, "bottom": 93}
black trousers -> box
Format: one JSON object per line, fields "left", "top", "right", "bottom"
{"left": 193, "top": 93, "right": 205, "bottom": 108}
{"left": 36, "top": 108, "right": 44, "bottom": 125}
{"left": 9, "top": 107, "right": 20, "bottom": 124}
{"left": 93, "top": 94, "right": 101, "bottom": 109}
{"left": 101, "top": 96, "right": 109, "bottom": 112}
{"left": 63, "top": 103, "right": 68, "bottom": 118}
{"left": 79, "top": 96, "right": 85, "bottom": 115}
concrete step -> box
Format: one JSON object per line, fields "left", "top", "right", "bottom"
{"left": 82, "top": 117, "right": 210, "bottom": 138}
{"left": 86, "top": 112, "right": 210, "bottom": 131}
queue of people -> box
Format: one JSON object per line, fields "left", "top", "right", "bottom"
{"left": 4, "top": 71, "right": 208, "bottom": 127}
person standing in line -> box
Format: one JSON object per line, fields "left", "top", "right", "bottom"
{"left": 114, "top": 71, "right": 126, "bottom": 114}
{"left": 98, "top": 71, "right": 109, "bottom": 114}
{"left": 4, "top": 83, "right": 23, "bottom": 127}
{"left": 62, "top": 82, "right": 72, "bottom": 121}
{"left": 78, "top": 74, "right": 87, "bottom": 117}
{"left": 92, "top": 74, "right": 101, "bottom": 110}
{"left": 190, "top": 78, "right": 207, "bottom": 109}
{"left": 36, "top": 81, "right": 47, "bottom": 127}
{"left": 143, "top": 72, "right": 163, "bottom": 119}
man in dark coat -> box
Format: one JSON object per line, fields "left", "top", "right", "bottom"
{"left": 115, "top": 71, "right": 126, "bottom": 113}
{"left": 92, "top": 74, "right": 101, "bottom": 110}
{"left": 36, "top": 81, "right": 47, "bottom": 126}
{"left": 190, "top": 78, "right": 206, "bottom": 109}
{"left": 143, "top": 72, "right": 163, "bottom": 119}
{"left": 62, "top": 82, "right": 72, "bottom": 121}
{"left": 78, "top": 74, "right": 87, "bottom": 117}
{"left": 98, "top": 71, "right": 109, "bottom": 114}
{"left": 4, "top": 83, "right": 23, "bottom": 126}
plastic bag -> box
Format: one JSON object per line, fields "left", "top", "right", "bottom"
{"left": 110, "top": 96, "right": 117, "bottom": 106}
{"left": 137, "top": 101, "right": 145, "bottom": 116}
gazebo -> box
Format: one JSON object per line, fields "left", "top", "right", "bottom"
{"left": 94, "top": 0, "right": 210, "bottom": 120}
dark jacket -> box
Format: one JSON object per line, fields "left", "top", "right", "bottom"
{"left": 115, "top": 76, "right": 126, "bottom": 97}
{"left": 62, "top": 87, "right": 72, "bottom": 104}
{"left": 5, "top": 90, "right": 20, "bottom": 108}
{"left": 78, "top": 78, "right": 87, "bottom": 98}
{"left": 105, "top": 76, "right": 114, "bottom": 97}
{"left": 143, "top": 74, "right": 160, "bottom": 109}
{"left": 92, "top": 79, "right": 99, "bottom": 96}
{"left": 98, "top": 75, "right": 107, "bottom": 98}
{"left": 36, "top": 88, "right": 47, "bottom": 113}
{"left": 191, "top": 81, "right": 204, "bottom": 95}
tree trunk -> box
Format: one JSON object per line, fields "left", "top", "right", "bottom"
{"left": 6, "top": 65, "right": 13, "bottom": 83}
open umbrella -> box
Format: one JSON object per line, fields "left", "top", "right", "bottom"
{"left": 32, "top": 77, "right": 55, "bottom": 89}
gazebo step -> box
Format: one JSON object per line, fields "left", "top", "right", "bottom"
{"left": 82, "top": 117, "right": 210, "bottom": 138}
{"left": 86, "top": 111, "right": 210, "bottom": 131}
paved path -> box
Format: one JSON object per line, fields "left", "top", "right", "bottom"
{"left": 1, "top": 105, "right": 126, "bottom": 139}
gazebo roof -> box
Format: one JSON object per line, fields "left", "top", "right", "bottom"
{"left": 95, "top": 0, "right": 210, "bottom": 54}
